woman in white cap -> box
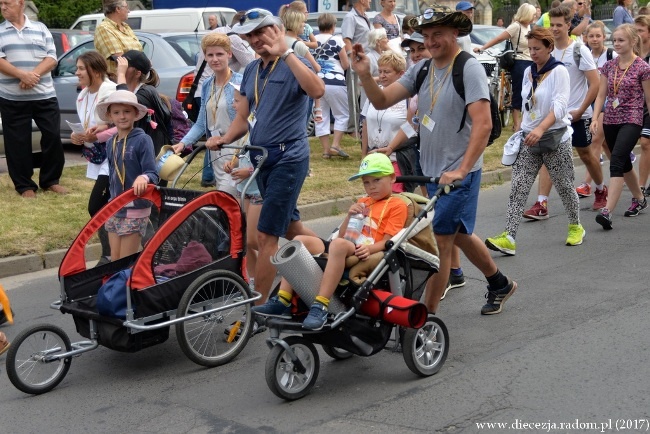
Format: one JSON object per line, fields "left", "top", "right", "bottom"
{"left": 171, "top": 33, "right": 242, "bottom": 196}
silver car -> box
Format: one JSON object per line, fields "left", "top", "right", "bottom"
{"left": 53, "top": 31, "right": 205, "bottom": 139}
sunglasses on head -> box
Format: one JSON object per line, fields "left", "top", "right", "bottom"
{"left": 240, "top": 9, "right": 270, "bottom": 26}
{"left": 415, "top": 8, "right": 448, "bottom": 25}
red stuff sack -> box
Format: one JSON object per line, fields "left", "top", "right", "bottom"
{"left": 360, "top": 290, "right": 427, "bottom": 329}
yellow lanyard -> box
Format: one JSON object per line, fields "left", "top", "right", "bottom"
{"left": 613, "top": 58, "right": 634, "bottom": 95}
{"left": 367, "top": 197, "right": 392, "bottom": 240}
{"left": 428, "top": 51, "right": 459, "bottom": 114}
{"left": 210, "top": 69, "right": 231, "bottom": 126}
{"left": 82, "top": 91, "right": 99, "bottom": 130}
{"left": 254, "top": 58, "right": 279, "bottom": 110}
{"left": 529, "top": 72, "right": 548, "bottom": 108}
{"left": 112, "top": 135, "right": 127, "bottom": 189}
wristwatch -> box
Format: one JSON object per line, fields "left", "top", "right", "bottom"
{"left": 281, "top": 48, "right": 294, "bottom": 61}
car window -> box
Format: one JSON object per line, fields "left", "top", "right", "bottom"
{"left": 163, "top": 35, "right": 202, "bottom": 66}
{"left": 55, "top": 41, "right": 95, "bottom": 77}
{"left": 73, "top": 20, "right": 97, "bottom": 31}
{"left": 127, "top": 17, "right": 141, "bottom": 29}
{"left": 55, "top": 39, "right": 149, "bottom": 77}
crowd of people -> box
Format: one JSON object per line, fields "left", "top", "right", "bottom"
{"left": 3, "top": 0, "right": 650, "bottom": 339}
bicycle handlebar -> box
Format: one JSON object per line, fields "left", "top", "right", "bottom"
{"left": 481, "top": 48, "right": 515, "bottom": 58}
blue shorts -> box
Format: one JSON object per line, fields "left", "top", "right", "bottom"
{"left": 426, "top": 169, "right": 481, "bottom": 236}
{"left": 257, "top": 156, "right": 309, "bottom": 237}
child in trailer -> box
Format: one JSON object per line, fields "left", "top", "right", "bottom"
{"left": 96, "top": 90, "right": 160, "bottom": 260}
{"left": 253, "top": 153, "right": 408, "bottom": 330}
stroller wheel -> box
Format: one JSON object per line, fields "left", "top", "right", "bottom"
{"left": 265, "top": 336, "right": 320, "bottom": 400}
{"left": 402, "top": 314, "right": 449, "bottom": 377}
{"left": 6, "top": 324, "right": 72, "bottom": 395}
{"left": 322, "top": 345, "right": 353, "bottom": 360}
{"left": 176, "top": 270, "right": 253, "bottom": 367}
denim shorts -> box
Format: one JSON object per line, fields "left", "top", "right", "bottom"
{"left": 256, "top": 156, "right": 309, "bottom": 237}
{"left": 426, "top": 169, "right": 481, "bottom": 236}
{"left": 105, "top": 216, "right": 149, "bottom": 237}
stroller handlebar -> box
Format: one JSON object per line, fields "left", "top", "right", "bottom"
{"left": 396, "top": 176, "right": 462, "bottom": 193}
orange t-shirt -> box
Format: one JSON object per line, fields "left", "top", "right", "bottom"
{"left": 357, "top": 196, "right": 408, "bottom": 244}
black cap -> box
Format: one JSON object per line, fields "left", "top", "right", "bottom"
{"left": 122, "top": 50, "right": 151, "bottom": 74}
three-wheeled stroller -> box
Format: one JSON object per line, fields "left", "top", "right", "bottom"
{"left": 5, "top": 145, "right": 266, "bottom": 395}
{"left": 260, "top": 179, "right": 455, "bottom": 400}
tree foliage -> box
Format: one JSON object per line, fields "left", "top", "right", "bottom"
{"left": 33, "top": 0, "right": 103, "bottom": 29}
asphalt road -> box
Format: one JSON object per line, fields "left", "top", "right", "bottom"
{"left": 1, "top": 165, "right": 649, "bottom": 434}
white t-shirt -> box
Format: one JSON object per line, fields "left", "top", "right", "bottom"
{"left": 361, "top": 97, "right": 407, "bottom": 162}
{"left": 592, "top": 48, "right": 618, "bottom": 69}
{"left": 77, "top": 90, "right": 109, "bottom": 180}
{"left": 552, "top": 41, "right": 597, "bottom": 119}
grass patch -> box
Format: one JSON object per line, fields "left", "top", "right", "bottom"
{"left": 0, "top": 134, "right": 506, "bottom": 258}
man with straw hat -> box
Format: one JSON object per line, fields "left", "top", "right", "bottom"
{"left": 351, "top": 5, "right": 517, "bottom": 316}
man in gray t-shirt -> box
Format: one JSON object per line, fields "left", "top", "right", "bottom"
{"left": 351, "top": 7, "right": 517, "bottom": 316}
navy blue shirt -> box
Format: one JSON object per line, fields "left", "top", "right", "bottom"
{"left": 239, "top": 56, "right": 312, "bottom": 163}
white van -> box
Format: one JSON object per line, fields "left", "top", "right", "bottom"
{"left": 70, "top": 7, "right": 237, "bottom": 32}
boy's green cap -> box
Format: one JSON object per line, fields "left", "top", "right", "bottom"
{"left": 348, "top": 153, "right": 395, "bottom": 181}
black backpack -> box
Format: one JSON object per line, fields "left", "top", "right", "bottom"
{"left": 415, "top": 51, "right": 501, "bottom": 146}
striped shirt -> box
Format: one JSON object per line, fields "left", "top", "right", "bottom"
{"left": 94, "top": 17, "right": 142, "bottom": 74}
{"left": 0, "top": 16, "right": 57, "bottom": 101}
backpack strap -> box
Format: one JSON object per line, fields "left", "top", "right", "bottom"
{"left": 414, "top": 59, "right": 431, "bottom": 95}
{"left": 572, "top": 40, "right": 582, "bottom": 69}
{"left": 451, "top": 50, "right": 472, "bottom": 133}
{"left": 606, "top": 47, "right": 614, "bottom": 61}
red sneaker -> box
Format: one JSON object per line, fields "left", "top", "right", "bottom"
{"left": 593, "top": 185, "right": 608, "bottom": 210}
{"left": 576, "top": 183, "right": 592, "bottom": 198}
{"left": 523, "top": 200, "right": 549, "bottom": 220}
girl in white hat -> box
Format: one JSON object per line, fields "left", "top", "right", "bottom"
{"left": 97, "top": 90, "right": 160, "bottom": 260}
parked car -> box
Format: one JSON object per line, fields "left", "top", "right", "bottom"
{"left": 470, "top": 25, "right": 508, "bottom": 77}
{"left": 52, "top": 31, "right": 205, "bottom": 140}
{"left": 49, "top": 29, "right": 94, "bottom": 57}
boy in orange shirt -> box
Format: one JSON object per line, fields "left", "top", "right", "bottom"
{"left": 254, "top": 153, "right": 407, "bottom": 330}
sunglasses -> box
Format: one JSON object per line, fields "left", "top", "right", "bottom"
{"left": 414, "top": 8, "right": 448, "bottom": 25}
{"left": 239, "top": 9, "right": 270, "bottom": 26}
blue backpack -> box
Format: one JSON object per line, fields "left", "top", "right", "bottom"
{"left": 97, "top": 269, "right": 132, "bottom": 319}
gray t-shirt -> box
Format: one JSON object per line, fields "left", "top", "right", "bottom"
{"left": 342, "top": 8, "right": 371, "bottom": 52}
{"left": 398, "top": 57, "right": 489, "bottom": 177}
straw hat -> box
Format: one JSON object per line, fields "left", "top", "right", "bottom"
{"left": 96, "top": 90, "right": 148, "bottom": 123}
{"left": 156, "top": 145, "right": 185, "bottom": 181}
{"left": 409, "top": 5, "right": 473, "bottom": 37}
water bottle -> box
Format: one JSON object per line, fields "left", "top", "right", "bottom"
{"left": 344, "top": 213, "right": 365, "bottom": 244}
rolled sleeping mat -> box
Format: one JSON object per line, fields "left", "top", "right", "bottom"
{"left": 271, "top": 240, "right": 346, "bottom": 314}
{"left": 360, "top": 290, "right": 428, "bottom": 329}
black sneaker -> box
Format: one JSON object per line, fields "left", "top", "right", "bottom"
{"left": 441, "top": 272, "right": 466, "bottom": 300}
{"left": 481, "top": 278, "right": 517, "bottom": 315}
{"left": 624, "top": 197, "right": 648, "bottom": 217}
{"left": 596, "top": 209, "right": 613, "bottom": 230}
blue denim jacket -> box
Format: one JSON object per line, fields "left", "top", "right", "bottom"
{"left": 180, "top": 71, "right": 243, "bottom": 145}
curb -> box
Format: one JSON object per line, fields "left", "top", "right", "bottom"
{"left": 0, "top": 151, "right": 602, "bottom": 279}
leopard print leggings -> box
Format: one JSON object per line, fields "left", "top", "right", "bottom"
{"left": 505, "top": 138, "right": 581, "bottom": 239}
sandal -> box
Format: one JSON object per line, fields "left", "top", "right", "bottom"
{"left": 322, "top": 153, "right": 331, "bottom": 159}
{"left": 329, "top": 147, "right": 350, "bottom": 158}
{"left": 313, "top": 107, "right": 323, "bottom": 123}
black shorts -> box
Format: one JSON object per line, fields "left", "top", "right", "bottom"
{"left": 572, "top": 118, "right": 592, "bottom": 148}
